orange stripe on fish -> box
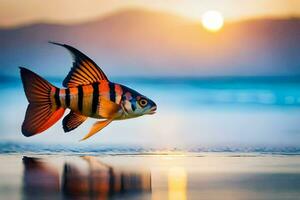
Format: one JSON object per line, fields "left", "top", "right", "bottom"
{"left": 69, "top": 87, "right": 78, "bottom": 111}
{"left": 99, "top": 81, "right": 110, "bottom": 93}
{"left": 114, "top": 84, "right": 123, "bottom": 104}
{"left": 99, "top": 81, "right": 110, "bottom": 100}
{"left": 59, "top": 89, "right": 66, "bottom": 108}
{"left": 82, "top": 85, "right": 93, "bottom": 115}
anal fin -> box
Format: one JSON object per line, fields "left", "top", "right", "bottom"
{"left": 80, "top": 119, "right": 113, "bottom": 141}
{"left": 63, "top": 111, "right": 87, "bottom": 132}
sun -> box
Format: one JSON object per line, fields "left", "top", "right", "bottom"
{"left": 201, "top": 10, "right": 224, "bottom": 32}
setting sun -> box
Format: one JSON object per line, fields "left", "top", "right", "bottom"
{"left": 201, "top": 10, "right": 224, "bottom": 32}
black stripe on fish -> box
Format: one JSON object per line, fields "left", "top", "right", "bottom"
{"left": 54, "top": 88, "right": 61, "bottom": 108}
{"left": 121, "top": 94, "right": 129, "bottom": 114}
{"left": 78, "top": 85, "right": 83, "bottom": 112}
{"left": 65, "top": 88, "right": 70, "bottom": 107}
{"left": 92, "top": 82, "right": 99, "bottom": 114}
{"left": 131, "top": 100, "right": 136, "bottom": 111}
{"left": 109, "top": 82, "right": 116, "bottom": 103}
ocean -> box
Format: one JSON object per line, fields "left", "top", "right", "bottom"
{"left": 1, "top": 76, "right": 300, "bottom": 200}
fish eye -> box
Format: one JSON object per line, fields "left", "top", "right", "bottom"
{"left": 138, "top": 98, "right": 148, "bottom": 107}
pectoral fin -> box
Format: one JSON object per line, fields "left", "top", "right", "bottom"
{"left": 80, "top": 119, "right": 113, "bottom": 141}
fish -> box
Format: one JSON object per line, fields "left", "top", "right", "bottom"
{"left": 19, "top": 42, "right": 157, "bottom": 141}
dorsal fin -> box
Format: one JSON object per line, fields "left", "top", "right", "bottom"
{"left": 49, "top": 42, "right": 108, "bottom": 87}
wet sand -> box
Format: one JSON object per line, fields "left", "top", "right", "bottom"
{"left": 0, "top": 153, "right": 300, "bottom": 200}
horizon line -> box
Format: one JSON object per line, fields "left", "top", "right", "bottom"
{"left": 2, "top": 74, "right": 300, "bottom": 80}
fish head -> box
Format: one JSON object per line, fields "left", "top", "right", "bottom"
{"left": 134, "top": 95, "right": 157, "bottom": 115}
{"left": 121, "top": 86, "right": 157, "bottom": 117}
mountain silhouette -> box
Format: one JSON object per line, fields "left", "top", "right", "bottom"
{"left": 0, "top": 9, "right": 299, "bottom": 77}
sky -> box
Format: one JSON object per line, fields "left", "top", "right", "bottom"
{"left": 1, "top": 0, "right": 299, "bottom": 28}
{"left": 0, "top": 0, "right": 299, "bottom": 77}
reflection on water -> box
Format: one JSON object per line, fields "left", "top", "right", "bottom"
{"left": 0, "top": 155, "right": 297, "bottom": 200}
{"left": 22, "top": 156, "right": 151, "bottom": 200}
{"left": 23, "top": 157, "right": 60, "bottom": 199}
{"left": 168, "top": 167, "right": 187, "bottom": 200}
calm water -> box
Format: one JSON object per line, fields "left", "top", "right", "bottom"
{"left": 1, "top": 154, "right": 300, "bottom": 200}
{"left": 1, "top": 77, "right": 300, "bottom": 199}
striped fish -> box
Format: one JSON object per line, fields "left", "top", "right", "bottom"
{"left": 20, "top": 42, "right": 157, "bottom": 141}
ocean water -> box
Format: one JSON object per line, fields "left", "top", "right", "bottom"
{"left": 0, "top": 76, "right": 300, "bottom": 152}
{"left": 1, "top": 154, "right": 300, "bottom": 200}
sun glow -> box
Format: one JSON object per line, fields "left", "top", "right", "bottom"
{"left": 201, "top": 10, "right": 224, "bottom": 32}
{"left": 168, "top": 167, "right": 187, "bottom": 200}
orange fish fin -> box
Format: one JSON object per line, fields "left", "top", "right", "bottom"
{"left": 20, "top": 67, "right": 53, "bottom": 104}
{"left": 22, "top": 105, "right": 65, "bottom": 137}
{"left": 98, "top": 98, "right": 121, "bottom": 118}
{"left": 20, "top": 67, "right": 66, "bottom": 136}
{"left": 80, "top": 119, "right": 113, "bottom": 141}
{"left": 62, "top": 111, "right": 87, "bottom": 132}
{"left": 49, "top": 42, "right": 108, "bottom": 87}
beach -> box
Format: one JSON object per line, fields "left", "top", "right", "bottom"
{"left": 1, "top": 153, "right": 300, "bottom": 200}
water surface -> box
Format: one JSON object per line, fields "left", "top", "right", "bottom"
{"left": 1, "top": 154, "right": 300, "bottom": 200}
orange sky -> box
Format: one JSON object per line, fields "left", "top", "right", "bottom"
{"left": 0, "top": 0, "right": 299, "bottom": 27}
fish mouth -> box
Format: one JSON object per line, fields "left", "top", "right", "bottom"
{"left": 147, "top": 106, "right": 157, "bottom": 115}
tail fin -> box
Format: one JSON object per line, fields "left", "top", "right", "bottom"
{"left": 20, "top": 67, "right": 65, "bottom": 137}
